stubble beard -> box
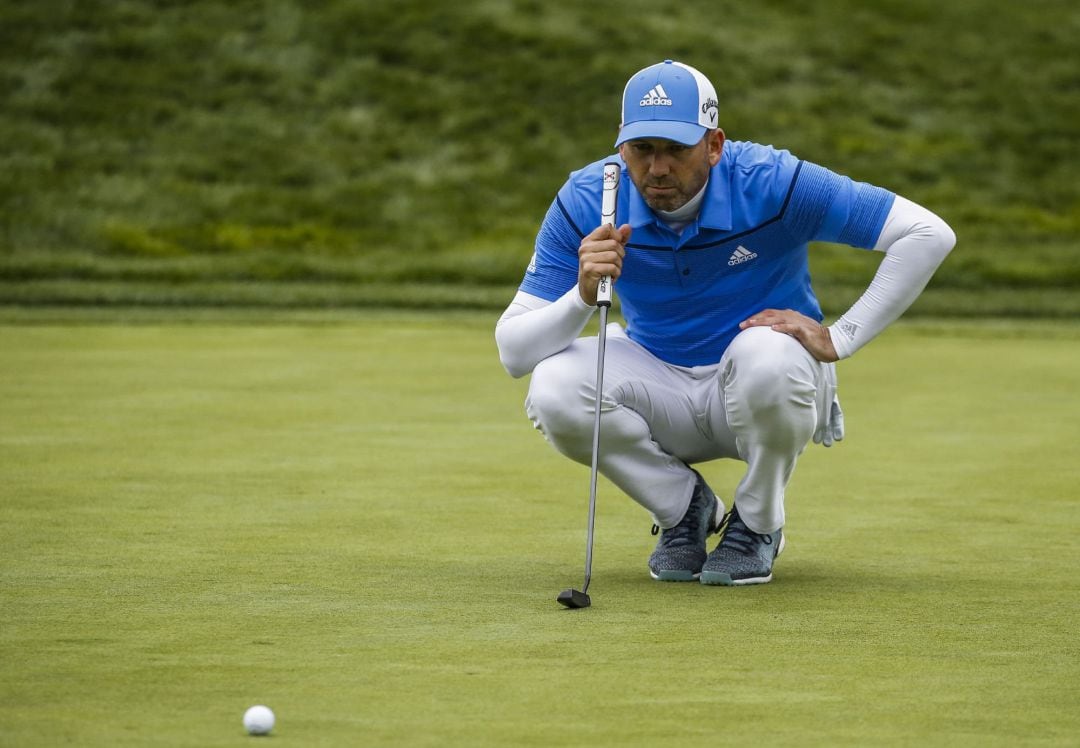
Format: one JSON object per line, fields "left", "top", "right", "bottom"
{"left": 641, "top": 186, "right": 688, "bottom": 212}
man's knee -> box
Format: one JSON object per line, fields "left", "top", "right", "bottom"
{"left": 724, "top": 326, "right": 817, "bottom": 410}
{"left": 525, "top": 348, "right": 594, "bottom": 443}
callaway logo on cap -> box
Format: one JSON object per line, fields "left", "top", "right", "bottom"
{"left": 615, "top": 60, "right": 719, "bottom": 147}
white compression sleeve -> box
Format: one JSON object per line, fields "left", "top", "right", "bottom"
{"left": 495, "top": 289, "right": 596, "bottom": 378}
{"left": 828, "top": 195, "right": 956, "bottom": 359}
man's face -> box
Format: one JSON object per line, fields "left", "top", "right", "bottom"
{"left": 618, "top": 130, "right": 724, "bottom": 212}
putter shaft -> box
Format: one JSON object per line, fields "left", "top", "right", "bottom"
{"left": 583, "top": 303, "right": 608, "bottom": 595}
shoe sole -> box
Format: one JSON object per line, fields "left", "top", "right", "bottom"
{"left": 650, "top": 570, "right": 700, "bottom": 582}
{"left": 699, "top": 534, "right": 786, "bottom": 587}
{"left": 699, "top": 571, "right": 771, "bottom": 586}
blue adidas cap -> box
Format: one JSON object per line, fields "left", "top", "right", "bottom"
{"left": 614, "top": 60, "right": 719, "bottom": 147}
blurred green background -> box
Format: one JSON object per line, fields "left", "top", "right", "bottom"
{"left": 1, "top": 0, "right": 1078, "bottom": 315}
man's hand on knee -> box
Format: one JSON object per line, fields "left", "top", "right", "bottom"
{"left": 740, "top": 308, "right": 839, "bottom": 363}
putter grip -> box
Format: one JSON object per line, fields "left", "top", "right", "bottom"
{"left": 597, "top": 162, "right": 620, "bottom": 308}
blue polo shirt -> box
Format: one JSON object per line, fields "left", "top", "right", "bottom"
{"left": 519, "top": 141, "right": 895, "bottom": 367}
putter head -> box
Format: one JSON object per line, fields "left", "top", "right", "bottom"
{"left": 556, "top": 588, "right": 591, "bottom": 609}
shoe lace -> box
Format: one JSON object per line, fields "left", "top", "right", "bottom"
{"left": 716, "top": 510, "right": 773, "bottom": 555}
{"left": 650, "top": 501, "right": 706, "bottom": 549}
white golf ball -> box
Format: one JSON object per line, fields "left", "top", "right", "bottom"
{"left": 243, "top": 705, "right": 275, "bottom": 736}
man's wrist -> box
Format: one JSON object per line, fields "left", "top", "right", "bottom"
{"left": 827, "top": 318, "right": 858, "bottom": 360}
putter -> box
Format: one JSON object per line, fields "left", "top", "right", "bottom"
{"left": 558, "top": 161, "right": 620, "bottom": 610}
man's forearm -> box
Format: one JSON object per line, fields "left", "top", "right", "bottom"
{"left": 829, "top": 196, "right": 956, "bottom": 358}
{"left": 495, "top": 289, "right": 596, "bottom": 378}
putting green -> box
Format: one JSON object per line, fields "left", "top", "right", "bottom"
{"left": 1, "top": 315, "right": 1077, "bottom": 746}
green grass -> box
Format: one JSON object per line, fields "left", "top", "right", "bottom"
{"left": 1, "top": 1, "right": 1079, "bottom": 310}
{"left": 2, "top": 314, "right": 1078, "bottom": 746}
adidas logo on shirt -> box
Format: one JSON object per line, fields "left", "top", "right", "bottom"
{"left": 640, "top": 84, "right": 672, "bottom": 106}
{"left": 727, "top": 245, "right": 758, "bottom": 266}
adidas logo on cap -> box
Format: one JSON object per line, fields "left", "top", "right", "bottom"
{"left": 640, "top": 84, "right": 672, "bottom": 107}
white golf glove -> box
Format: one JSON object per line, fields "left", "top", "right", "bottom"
{"left": 813, "top": 362, "right": 845, "bottom": 448}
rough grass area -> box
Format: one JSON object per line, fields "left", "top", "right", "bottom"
{"left": 1, "top": 1, "right": 1078, "bottom": 311}
{"left": 1, "top": 315, "right": 1078, "bottom": 746}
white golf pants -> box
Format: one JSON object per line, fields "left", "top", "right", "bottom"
{"left": 525, "top": 324, "right": 834, "bottom": 534}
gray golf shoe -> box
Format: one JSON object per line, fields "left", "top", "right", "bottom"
{"left": 699, "top": 505, "right": 785, "bottom": 586}
{"left": 648, "top": 472, "right": 722, "bottom": 581}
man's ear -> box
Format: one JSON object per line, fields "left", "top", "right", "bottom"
{"left": 708, "top": 129, "right": 726, "bottom": 166}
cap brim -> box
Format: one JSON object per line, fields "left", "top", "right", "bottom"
{"left": 614, "top": 120, "right": 706, "bottom": 147}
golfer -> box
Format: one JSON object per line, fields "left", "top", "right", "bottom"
{"left": 496, "top": 60, "right": 955, "bottom": 585}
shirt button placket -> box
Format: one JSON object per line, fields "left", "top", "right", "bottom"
{"left": 672, "top": 252, "right": 691, "bottom": 286}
